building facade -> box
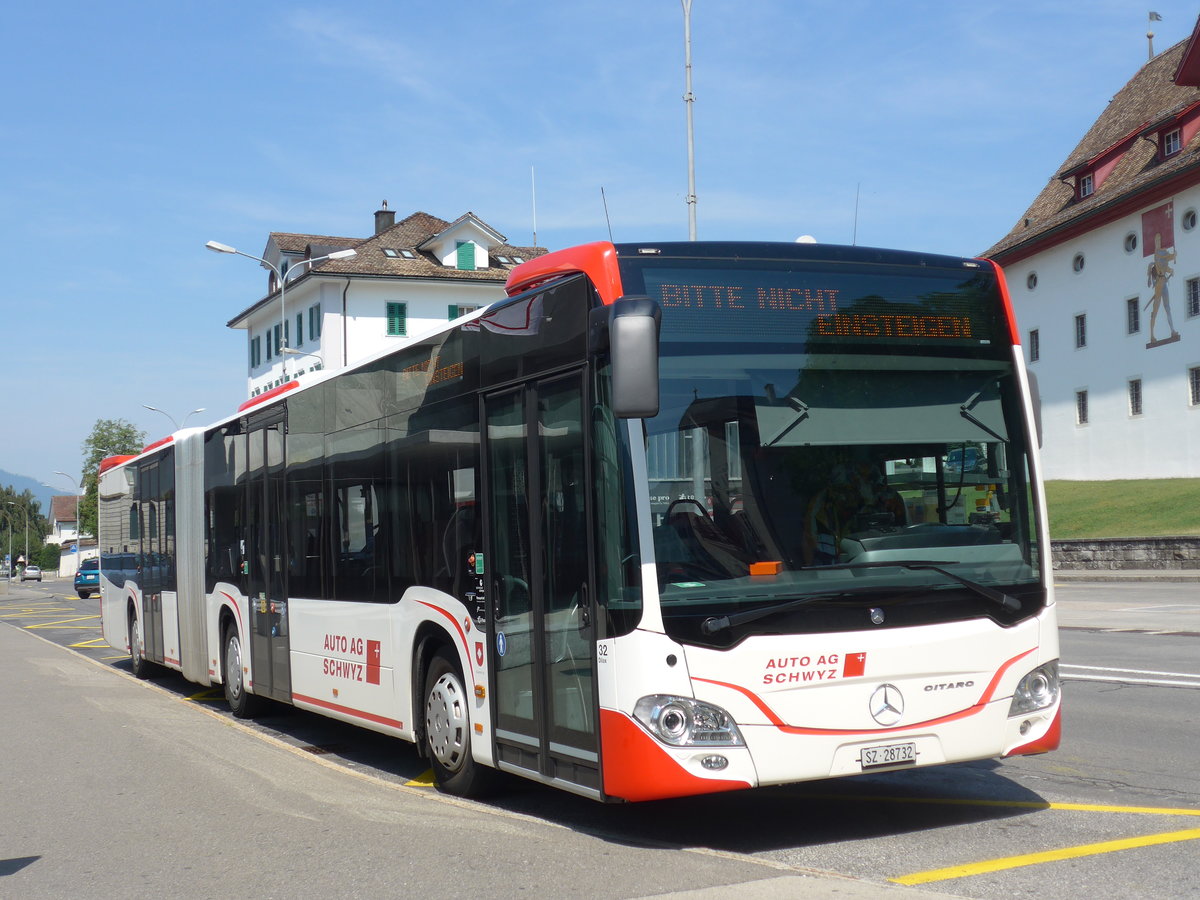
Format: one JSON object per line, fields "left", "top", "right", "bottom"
{"left": 227, "top": 206, "right": 544, "bottom": 399}
{"left": 987, "top": 30, "right": 1200, "bottom": 480}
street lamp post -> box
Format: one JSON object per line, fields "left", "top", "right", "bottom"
{"left": 2, "top": 504, "right": 12, "bottom": 578}
{"left": 142, "top": 405, "right": 206, "bottom": 432}
{"left": 682, "top": 0, "right": 697, "bottom": 241}
{"left": 54, "top": 472, "right": 83, "bottom": 578}
{"left": 206, "top": 241, "right": 356, "bottom": 379}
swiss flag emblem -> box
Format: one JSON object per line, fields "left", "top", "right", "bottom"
{"left": 475, "top": 642, "right": 484, "bottom": 667}
{"left": 842, "top": 651, "right": 867, "bottom": 678}
{"left": 366, "top": 640, "right": 382, "bottom": 685}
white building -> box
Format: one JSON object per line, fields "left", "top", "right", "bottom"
{"left": 227, "top": 206, "right": 545, "bottom": 399}
{"left": 986, "top": 29, "right": 1200, "bottom": 480}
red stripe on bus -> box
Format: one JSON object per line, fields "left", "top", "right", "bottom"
{"left": 1005, "top": 705, "right": 1062, "bottom": 757}
{"left": 504, "top": 241, "right": 624, "bottom": 304}
{"left": 292, "top": 693, "right": 403, "bottom": 730}
{"left": 415, "top": 600, "right": 475, "bottom": 679}
{"left": 237, "top": 380, "right": 300, "bottom": 412}
{"left": 983, "top": 257, "right": 1021, "bottom": 346}
{"left": 141, "top": 435, "right": 175, "bottom": 454}
{"left": 693, "top": 648, "right": 1037, "bottom": 737}
{"left": 99, "top": 454, "right": 136, "bottom": 474}
{"left": 599, "top": 709, "right": 750, "bottom": 802}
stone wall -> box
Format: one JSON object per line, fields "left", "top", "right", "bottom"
{"left": 1051, "top": 537, "right": 1200, "bottom": 570}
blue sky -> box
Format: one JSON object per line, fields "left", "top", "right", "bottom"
{"left": 2, "top": 1, "right": 1197, "bottom": 489}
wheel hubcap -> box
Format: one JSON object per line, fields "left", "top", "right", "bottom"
{"left": 226, "top": 635, "right": 242, "bottom": 700}
{"left": 426, "top": 672, "right": 467, "bottom": 772}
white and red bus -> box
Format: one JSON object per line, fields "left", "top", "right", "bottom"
{"left": 98, "top": 240, "right": 1060, "bottom": 802}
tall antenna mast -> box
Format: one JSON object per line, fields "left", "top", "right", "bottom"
{"left": 1148, "top": 11, "right": 1162, "bottom": 61}
{"left": 531, "top": 165, "right": 538, "bottom": 247}
{"left": 682, "top": 0, "right": 697, "bottom": 240}
{"left": 852, "top": 182, "right": 861, "bottom": 246}
{"left": 601, "top": 186, "right": 614, "bottom": 242}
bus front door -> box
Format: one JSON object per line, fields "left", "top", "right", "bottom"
{"left": 244, "top": 412, "right": 291, "bottom": 703}
{"left": 485, "top": 371, "right": 599, "bottom": 793}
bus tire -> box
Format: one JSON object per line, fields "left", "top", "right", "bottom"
{"left": 223, "top": 623, "right": 265, "bottom": 719}
{"left": 128, "top": 608, "right": 151, "bottom": 680}
{"left": 423, "top": 647, "right": 493, "bottom": 797}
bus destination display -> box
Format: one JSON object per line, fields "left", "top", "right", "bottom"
{"left": 641, "top": 267, "right": 1000, "bottom": 347}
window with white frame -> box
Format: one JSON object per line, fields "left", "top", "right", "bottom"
{"left": 1078, "top": 173, "right": 1094, "bottom": 198}
{"left": 387, "top": 301, "right": 407, "bottom": 336}
{"left": 1126, "top": 297, "right": 1140, "bottom": 334}
{"left": 1076, "top": 390, "right": 1089, "bottom": 425}
{"left": 1074, "top": 313, "right": 1087, "bottom": 349}
{"left": 1164, "top": 128, "right": 1182, "bottom": 156}
{"left": 1128, "top": 378, "right": 1142, "bottom": 416}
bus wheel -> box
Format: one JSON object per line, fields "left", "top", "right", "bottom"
{"left": 128, "top": 609, "right": 151, "bottom": 680}
{"left": 423, "top": 648, "right": 493, "bottom": 797}
{"left": 223, "top": 624, "right": 264, "bottom": 719}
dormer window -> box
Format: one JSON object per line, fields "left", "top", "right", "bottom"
{"left": 1163, "top": 127, "right": 1182, "bottom": 157}
{"left": 1078, "top": 172, "right": 1094, "bottom": 199}
{"left": 456, "top": 241, "right": 476, "bottom": 271}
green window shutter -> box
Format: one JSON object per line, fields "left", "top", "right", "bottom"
{"left": 456, "top": 241, "right": 474, "bottom": 270}
{"left": 387, "top": 302, "right": 407, "bottom": 336}
{"left": 448, "top": 304, "right": 459, "bottom": 320}
{"left": 295, "top": 314, "right": 303, "bottom": 347}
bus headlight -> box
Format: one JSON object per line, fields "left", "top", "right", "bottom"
{"left": 633, "top": 695, "right": 745, "bottom": 747}
{"left": 1008, "top": 661, "right": 1059, "bottom": 717}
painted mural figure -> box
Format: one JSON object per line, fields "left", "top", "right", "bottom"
{"left": 1145, "top": 232, "right": 1181, "bottom": 346}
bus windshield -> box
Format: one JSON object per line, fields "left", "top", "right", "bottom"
{"left": 624, "top": 251, "right": 1043, "bottom": 644}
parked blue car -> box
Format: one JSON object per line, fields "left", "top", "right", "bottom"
{"left": 74, "top": 557, "right": 100, "bottom": 598}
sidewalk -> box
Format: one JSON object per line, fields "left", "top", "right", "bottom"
{"left": 1053, "top": 568, "right": 1200, "bottom": 583}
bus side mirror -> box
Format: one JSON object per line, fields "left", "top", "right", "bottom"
{"left": 1026, "top": 369, "right": 1043, "bottom": 448}
{"left": 608, "top": 296, "right": 661, "bottom": 419}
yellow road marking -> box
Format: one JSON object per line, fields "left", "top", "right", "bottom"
{"left": 70, "top": 637, "right": 110, "bottom": 648}
{"left": 186, "top": 689, "right": 225, "bottom": 703}
{"left": 811, "top": 793, "right": 1200, "bottom": 818}
{"left": 405, "top": 769, "right": 436, "bottom": 787}
{"left": 893, "top": 828, "right": 1200, "bottom": 885}
{"left": 1, "top": 608, "right": 77, "bottom": 617}
{"left": 26, "top": 614, "right": 101, "bottom": 629}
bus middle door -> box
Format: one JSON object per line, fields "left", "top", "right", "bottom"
{"left": 244, "top": 410, "right": 291, "bottom": 702}
{"left": 484, "top": 370, "right": 599, "bottom": 794}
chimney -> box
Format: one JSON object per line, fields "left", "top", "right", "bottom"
{"left": 374, "top": 200, "right": 395, "bottom": 235}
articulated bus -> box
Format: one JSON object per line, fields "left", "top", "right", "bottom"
{"left": 98, "top": 240, "right": 1060, "bottom": 802}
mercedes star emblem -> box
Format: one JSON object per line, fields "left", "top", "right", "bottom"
{"left": 869, "top": 683, "right": 904, "bottom": 726}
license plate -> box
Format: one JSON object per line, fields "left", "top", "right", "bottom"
{"left": 860, "top": 741, "right": 916, "bottom": 769}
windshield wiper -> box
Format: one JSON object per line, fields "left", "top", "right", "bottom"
{"left": 763, "top": 396, "right": 810, "bottom": 447}
{"left": 700, "top": 585, "right": 922, "bottom": 635}
{"left": 960, "top": 378, "right": 1007, "bottom": 444}
{"left": 800, "top": 560, "right": 1021, "bottom": 612}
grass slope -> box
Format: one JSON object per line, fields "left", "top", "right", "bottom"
{"left": 1045, "top": 479, "right": 1200, "bottom": 539}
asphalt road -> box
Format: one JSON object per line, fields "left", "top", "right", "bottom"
{"left": 1, "top": 577, "right": 1196, "bottom": 899}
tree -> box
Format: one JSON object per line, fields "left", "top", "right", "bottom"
{"left": 0, "top": 487, "right": 47, "bottom": 569}
{"left": 77, "top": 419, "right": 146, "bottom": 538}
